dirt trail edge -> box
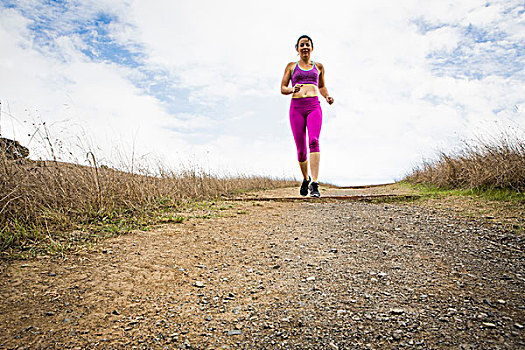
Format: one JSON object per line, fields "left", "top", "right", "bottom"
{"left": 1, "top": 184, "right": 524, "bottom": 349}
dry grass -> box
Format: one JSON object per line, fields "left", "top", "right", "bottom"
{"left": 406, "top": 130, "right": 525, "bottom": 192}
{"left": 0, "top": 150, "right": 294, "bottom": 256}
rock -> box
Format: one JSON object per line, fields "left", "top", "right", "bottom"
{"left": 194, "top": 281, "right": 205, "bottom": 288}
{"left": 45, "top": 311, "right": 54, "bottom": 316}
{"left": 483, "top": 299, "right": 494, "bottom": 307}
{"left": 482, "top": 322, "right": 496, "bottom": 329}
{"left": 329, "top": 342, "right": 339, "bottom": 350}
{"left": 227, "top": 329, "right": 242, "bottom": 335}
{"left": 514, "top": 323, "right": 523, "bottom": 329}
{"left": 392, "top": 330, "right": 403, "bottom": 341}
{"left": 306, "top": 276, "right": 315, "bottom": 281}
{"left": 112, "top": 310, "right": 120, "bottom": 315}
{"left": 497, "top": 299, "right": 506, "bottom": 305}
{"left": 330, "top": 248, "right": 338, "bottom": 253}
{"left": 0, "top": 137, "right": 29, "bottom": 159}
{"left": 391, "top": 308, "right": 404, "bottom": 315}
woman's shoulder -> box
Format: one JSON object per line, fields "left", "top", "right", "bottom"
{"left": 286, "top": 61, "right": 297, "bottom": 69}
{"left": 314, "top": 62, "right": 324, "bottom": 70}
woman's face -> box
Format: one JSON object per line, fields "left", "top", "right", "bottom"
{"left": 296, "top": 38, "right": 313, "bottom": 59}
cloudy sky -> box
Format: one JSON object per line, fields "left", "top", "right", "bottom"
{"left": 0, "top": 0, "right": 523, "bottom": 185}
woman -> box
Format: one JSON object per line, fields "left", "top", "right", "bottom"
{"left": 281, "top": 35, "right": 334, "bottom": 197}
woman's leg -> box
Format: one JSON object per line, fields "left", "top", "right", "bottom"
{"left": 306, "top": 104, "right": 322, "bottom": 182}
{"left": 309, "top": 152, "right": 320, "bottom": 182}
{"left": 290, "top": 102, "right": 309, "bottom": 180}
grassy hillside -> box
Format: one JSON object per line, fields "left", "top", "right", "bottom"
{"left": 405, "top": 131, "right": 525, "bottom": 195}
{"left": 0, "top": 152, "right": 294, "bottom": 258}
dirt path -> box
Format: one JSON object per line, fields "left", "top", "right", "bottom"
{"left": 1, "top": 185, "right": 524, "bottom": 349}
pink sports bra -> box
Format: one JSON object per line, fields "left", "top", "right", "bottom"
{"left": 291, "top": 61, "right": 319, "bottom": 86}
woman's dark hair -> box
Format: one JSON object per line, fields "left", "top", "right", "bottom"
{"left": 295, "top": 35, "right": 313, "bottom": 49}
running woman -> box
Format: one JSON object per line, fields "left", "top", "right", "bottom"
{"left": 281, "top": 35, "right": 334, "bottom": 197}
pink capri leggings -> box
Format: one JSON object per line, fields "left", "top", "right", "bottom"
{"left": 289, "top": 96, "right": 322, "bottom": 162}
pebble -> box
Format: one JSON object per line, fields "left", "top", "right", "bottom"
{"left": 227, "top": 330, "right": 242, "bottom": 335}
{"left": 194, "top": 281, "right": 205, "bottom": 288}
{"left": 482, "top": 322, "right": 497, "bottom": 329}
{"left": 329, "top": 342, "right": 339, "bottom": 350}
{"left": 45, "top": 311, "right": 54, "bottom": 316}
{"left": 392, "top": 330, "right": 403, "bottom": 340}
{"left": 497, "top": 299, "right": 506, "bottom": 305}
{"left": 391, "top": 308, "right": 404, "bottom": 315}
{"left": 514, "top": 323, "right": 523, "bottom": 329}
{"left": 306, "top": 276, "right": 316, "bottom": 281}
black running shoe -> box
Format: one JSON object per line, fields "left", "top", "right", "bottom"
{"left": 309, "top": 181, "right": 320, "bottom": 197}
{"left": 300, "top": 176, "right": 311, "bottom": 196}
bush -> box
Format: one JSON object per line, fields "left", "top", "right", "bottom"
{"left": 406, "top": 131, "right": 525, "bottom": 192}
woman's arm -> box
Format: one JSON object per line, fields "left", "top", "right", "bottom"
{"left": 316, "top": 62, "right": 334, "bottom": 104}
{"left": 281, "top": 62, "right": 302, "bottom": 95}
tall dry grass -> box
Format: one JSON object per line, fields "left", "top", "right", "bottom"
{"left": 0, "top": 145, "right": 294, "bottom": 254}
{"left": 406, "top": 131, "right": 525, "bottom": 192}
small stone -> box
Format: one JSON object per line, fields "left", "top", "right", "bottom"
{"left": 272, "top": 265, "right": 281, "bottom": 269}
{"left": 330, "top": 248, "right": 338, "bottom": 253}
{"left": 482, "top": 322, "right": 496, "bottom": 329}
{"left": 194, "top": 281, "right": 205, "bottom": 288}
{"left": 391, "top": 308, "right": 404, "bottom": 315}
{"left": 378, "top": 272, "right": 387, "bottom": 278}
{"left": 514, "top": 323, "right": 523, "bottom": 329}
{"left": 45, "top": 311, "right": 54, "bottom": 316}
{"left": 392, "top": 330, "right": 403, "bottom": 341}
{"left": 227, "top": 329, "right": 242, "bottom": 335}
{"left": 112, "top": 310, "right": 120, "bottom": 315}
{"left": 497, "top": 299, "right": 506, "bottom": 305}
{"left": 306, "top": 276, "right": 315, "bottom": 281}
{"left": 48, "top": 272, "right": 56, "bottom": 277}
{"left": 205, "top": 316, "right": 212, "bottom": 321}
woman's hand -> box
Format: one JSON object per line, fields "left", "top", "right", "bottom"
{"left": 326, "top": 96, "right": 334, "bottom": 105}
{"left": 292, "top": 84, "right": 303, "bottom": 93}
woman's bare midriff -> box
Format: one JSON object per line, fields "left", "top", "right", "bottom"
{"left": 292, "top": 84, "right": 319, "bottom": 98}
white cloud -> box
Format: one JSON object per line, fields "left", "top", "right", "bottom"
{"left": 1, "top": 0, "right": 523, "bottom": 185}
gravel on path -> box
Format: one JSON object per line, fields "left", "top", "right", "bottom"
{"left": 0, "top": 191, "right": 523, "bottom": 349}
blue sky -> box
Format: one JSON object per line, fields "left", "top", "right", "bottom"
{"left": 0, "top": 0, "right": 524, "bottom": 185}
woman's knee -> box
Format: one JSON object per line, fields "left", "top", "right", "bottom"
{"left": 298, "top": 150, "right": 308, "bottom": 162}
{"left": 309, "top": 138, "right": 320, "bottom": 153}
